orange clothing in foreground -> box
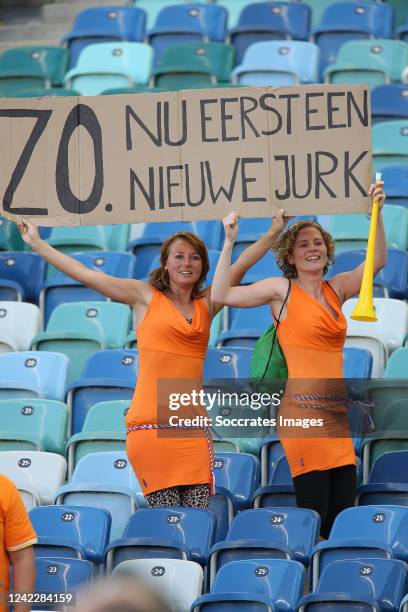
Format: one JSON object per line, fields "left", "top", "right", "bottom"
{"left": 276, "top": 281, "right": 356, "bottom": 478}
{"left": 126, "top": 288, "right": 212, "bottom": 496}
{"left": 0, "top": 475, "right": 37, "bottom": 611}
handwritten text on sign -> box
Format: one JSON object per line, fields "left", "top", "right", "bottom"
{"left": 0, "top": 85, "right": 371, "bottom": 227}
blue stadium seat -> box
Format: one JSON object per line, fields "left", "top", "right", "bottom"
{"left": 203, "top": 347, "right": 253, "bottom": 379}
{"left": 312, "top": 505, "right": 408, "bottom": 589}
{"left": 105, "top": 507, "right": 216, "bottom": 571}
{"left": 357, "top": 451, "right": 408, "bottom": 507}
{"left": 194, "top": 220, "right": 223, "bottom": 251}
{"left": 379, "top": 165, "right": 408, "bottom": 208}
{"left": 66, "top": 349, "right": 137, "bottom": 436}
{"left": 209, "top": 507, "right": 320, "bottom": 585}
{"left": 313, "top": 1, "right": 395, "bottom": 78}
{"left": 34, "top": 557, "right": 94, "bottom": 602}
{"left": 55, "top": 452, "right": 145, "bottom": 541}
{"left": 147, "top": 3, "right": 228, "bottom": 65}
{"left": 40, "top": 251, "right": 136, "bottom": 326}
{"left": 192, "top": 558, "right": 305, "bottom": 611}
{"left": 253, "top": 455, "right": 296, "bottom": 509}
{"left": 0, "top": 351, "right": 68, "bottom": 401}
{"left": 259, "top": 435, "right": 286, "bottom": 486}
{"left": 343, "top": 347, "right": 373, "bottom": 378}
{"left": 230, "top": 1, "right": 311, "bottom": 65}
{"left": 30, "top": 505, "right": 111, "bottom": 565}
{"left": 299, "top": 558, "right": 408, "bottom": 611}
{"left": 214, "top": 452, "right": 260, "bottom": 513}
{"left": 63, "top": 6, "right": 146, "bottom": 68}
{"left": 0, "top": 280, "right": 23, "bottom": 302}
{"left": 371, "top": 84, "right": 408, "bottom": 124}
{"left": 217, "top": 304, "right": 272, "bottom": 348}
{"left": 0, "top": 252, "right": 45, "bottom": 302}
{"left": 232, "top": 40, "right": 320, "bottom": 86}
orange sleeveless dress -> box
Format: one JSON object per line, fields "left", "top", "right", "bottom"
{"left": 276, "top": 281, "right": 356, "bottom": 478}
{"left": 125, "top": 288, "right": 213, "bottom": 496}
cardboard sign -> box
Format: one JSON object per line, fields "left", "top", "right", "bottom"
{"left": 0, "top": 84, "right": 371, "bottom": 227}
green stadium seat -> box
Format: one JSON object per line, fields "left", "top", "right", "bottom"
{"left": 66, "top": 400, "right": 128, "bottom": 476}
{"left": 0, "top": 399, "right": 68, "bottom": 455}
{"left": 103, "top": 225, "right": 131, "bottom": 252}
{"left": 388, "top": 0, "right": 408, "bottom": 28}
{"left": 152, "top": 53, "right": 216, "bottom": 88}
{"left": 46, "top": 226, "right": 108, "bottom": 279}
{"left": 373, "top": 120, "right": 408, "bottom": 171}
{"left": 14, "top": 87, "right": 79, "bottom": 98}
{"left": 0, "top": 46, "right": 69, "bottom": 94}
{"left": 325, "top": 40, "right": 408, "bottom": 88}
{"left": 0, "top": 216, "right": 25, "bottom": 251}
{"left": 31, "top": 302, "right": 132, "bottom": 384}
{"left": 157, "top": 42, "right": 235, "bottom": 82}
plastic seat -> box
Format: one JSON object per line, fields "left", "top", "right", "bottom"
{"left": 151, "top": 53, "right": 216, "bottom": 88}
{"left": 0, "top": 450, "right": 67, "bottom": 509}
{"left": 203, "top": 347, "right": 253, "bottom": 379}
{"left": 46, "top": 226, "right": 108, "bottom": 279}
{"left": 299, "top": 558, "right": 407, "bottom": 611}
{"left": 105, "top": 507, "right": 216, "bottom": 571}
{"left": 192, "top": 558, "right": 305, "bottom": 611}
{"left": 259, "top": 435, "right": 286, "bottom": 486}
{"left": 30, "top": 505, "right": 111, "bottom": 565}
{"left": 329, "top": 248, "right": 408, "bottom": 299}
{"left": 230, "top": 1, "right": 311, "bottom": 65}
{"left": 0, "top": 399, "right": 67, "bottom": 455}
{"left": 133, "top": 0, "right": 191, "bottom": 29}
{"left": 396, "top": 14, "right": 408, "bottom": 41}
{"left": 371, "top": 85, "right": 408, "bottom": 124}
{"left": 0, "top": 301, "right": 41, "bottom": 352}
{"left": 55, "top": 451, "right": 145, "bottom": 541}
{"left": 64, "top": 42, "right": 153, "bottom": 96}
{"left": 343, "top": 347, "right": 373, "bottom": 379}
{"left": 384, "top": 346, "right": 408, "bottom": 377}
{"left": 0, "top": 46, "right": 68, "bottom": 92}
{"left": 34, "top": 557, "right": 94, "bottom": 600}
{"left": 312, "top": 505, "right": 408, "bottom": 589}
{"left": 217, "top": 304, "right": 272, "bottom": 348}
{"left": 209, "top": 507, "right": 320, "bottom": 585}
{"left": 214, "top": 452, "right": 260, "bottom": 514}
{"left": 0, "top": 216, "right": 25, "bottom": 251}
{"left": 147, "top": 4, "right": 228, "bottom": 65}
{"left": 31, "top": 302, "right": 132, "bottom": 385}
{"left": 157, "top": 42, "right": 235, "bottom": 83}
{"left": 253, "top": 455, "right": 296, "bottom": 509}
{"left": 113, "top": 558, "right": 203, "bottom": 612}
{"left": 379, "top": 165, "right": 408, "bottom": 208}
{"left": 373, "top": 120, "right": 408, "bottom": 172}
{"left": 40, "top": 251, "right": 136, "bottom": 326}
{"left": 0, "top": 251, "right": 45, "bottom": 301}
{"left": 63, "top": 6, "right": 146, "bottom": 68}
{"left": 66, "top": 400, "right": 129, "bottom": 476}
{"left": 325, "top": 39, "right": 408, "bottom": 88}
{"left": 0, "top": 351, "right": 68, "bottom": 401}
{"left": 66, "top": 349, "right": 137, "bottom": 436}
{"left": 313, "top": 2, "right": 395, "bottom": 78}
{"left": 14, "top": 87, "right": 79, "bottom": 98}
{"left": 232, "top": 40, "right": 319, "bottom": 86}
{"left": 357, "top": 450, "right": 408, "bottom": 507}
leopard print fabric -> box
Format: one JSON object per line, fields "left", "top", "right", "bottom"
{"left": 145, "top": 484, "right": 210, "bottom": 508}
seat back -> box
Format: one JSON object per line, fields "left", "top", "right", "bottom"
{"left": 214, "top": 453, "right": 260, "bottom": 510}
{"left": 384, "top": 347, "right": 408, "bottom": 378}
{"left": 159, "top": 42, "right": 234, "bottom": 82}
{"left": 204, "top": 347, "right": 253, "bottom": 379}
{"left": 371, "top": 84, "right": 408, "bottom": 122}
{"left": 81, "top": 400, "right": 129, "bottom": 433}
{"left": 369, "top": 450, "right": 408, "bottom": 484}
{"left": 0, "top": 46, "right": 68, "bottom": 86}
{"left": 34, "top": 557, "right": 94, "bottom": 594}
{"left": 79, "top": 349, "right": 138, "bottom": 381}
{"left": 152, "top": 3, "right": 227, "bottom": 41}
{"left": 0, "top": 351, "right": 69, "bottom": 401}
{"left": 373, "top": 120, "right": 408, "bottom": 170}
{"left": 343, "top": 347, "right": 372, "bottom": 379}
{"left": 0, "top": 252, "right": 45, "bottom": 301}
{"left": 71, "top": 451, "right": 138, "bottom": 488}
{"left": 0, "top": 301, "right": 41, "bottom": 352}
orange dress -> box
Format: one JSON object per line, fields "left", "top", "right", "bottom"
{"left": 276, "top": 281, "right": 356, "bottom": 478}
{"left": 125, "top": 288, "right": 213, "bottom": 496}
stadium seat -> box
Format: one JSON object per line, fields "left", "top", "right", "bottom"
{"left": 325, "top": 39, "right": 408, "bottom": 87}
{"left": 157, "top": 42, "right": 235, "bottom": 83}
{"left": 397, "top": 16, "right": 408, "bottom": 41}
{"left": 113, "top": 558, "right": 203, "bottom": 612}
{"left": 103, "top": 224, "right": 131, "bottom": 252}
{"left": 34, "top": 557, "right": 94, "bottom": 601}
{"left": 209, "top": 507, "right": 320, "bottom": 585}
{"left": 40, "top": 251, "right": 136, "bottom": 326}
{"left": 0, "top": 399, "right": 67, "bottom": 455}
{"left": 363, "top": 350, "right": 408, "bottom": 425}
{"left": 66, "top": 349, "right": 137, "bottom": 435}
{"left": 0, "top": 351, "right": 68, "bottom": 401}
{"left": 379, "top": 165, "right": 408, "bottom": 208}
{"left": 0, "top": 301, "right": 41, "bottom": 352}
{"left": 383, "top": 346, "right": 408, "bottom": 377}
{"left": 371, "top": 84, "right": 408, "bottom": 124}
{"left": 105, "top": 507, "right": 216, "bottom": 571}
{"left": 0, "top": 216, "right": 25, "bottom": 251}
{"left": 230, "top": 1, "right": 311, "bottom": 65}
{"left": 0, "top": 450, "right": 67, "bottom": 508}
{"left": 64, "top": 42, "right": 153, "bottom": 96}
{"left": 63, "top": 6, "right": 146, "bottom": 68}
{"left": 66, "top": 400, "right": 129, "bottom": 476}
{"left": 55, "top": 451, "right": 145, "bottom": 541}
{"left": 30, "top": 505, "right": 111, "bottom": 565}
{"left": 0, "top": 251, "right": 45, "bottom": 302}
{"left": 46, "top": 226, "right": 108, "bottom": 279}
{"left": 387, "top": 0, "right": 408, "bottom": 28}
{"left": 259, "top": 435, "right": 286, "bottom": 486}
{"left": 373, "top": 121, "right": 408, "bottom": 171}
{"left": 203, "top": 347, "right": 253, "bottom": 379}
{"left": 232, "top": 40, "right": 320, "bottom": 86}
{"left": 14, "top": 87, "right": 79, "bottom": 98}
{"left": 214, "top": 452, "right": 260, "bottom": 513}
{"left": 357, "top": 450, "right": 408, "bottom": 506}
{"left": 31, "top": 302, "right": 132, "bottom": 385}
{"left": 253, "top": 455, "right": 296, "bottom": 509}
{"left": 133, "top": 0, "right": 191, "bottom": 29}
{"left": 192, "top": 558, "right": 305, "bottom": 611}
{"left": 313, "top": 2, "right": 395, "bottom": 78}
{"left": 0, "top": 47, "right": 68, "bottom": 93}
{"left": 328, "top": 248, "right": 408, "bottom": 299}
{"left": 217, "top": 304, "right": 272, "bottom": 348}
{"left": 312, "top": 505, "right": 408, "bottom": 589}
{"left": 299, "top": 558, "right": 408, "bottom": 611}
{"left": 151, "top": 53, "right": 216, "bottom": 88}
{"left": 343, "top": 347, "right": 373, "bottom": 379}
{"left": 147, "top": 4, "right": 228, "bottom": 65}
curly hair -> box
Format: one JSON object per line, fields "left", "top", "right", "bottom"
{"left": 149, "top": 232, "right": 209, "bottom": 298}
{"left": 273, "top": 220, "right": 336, "bottom": 279}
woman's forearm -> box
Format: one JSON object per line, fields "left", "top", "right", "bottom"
{"left": 234, "top": 226, "right": 281, "bottom": 271}
{"left": 211, "top": 239, "right": 235, "bottom": 303}
{"left": 32, "top": 238, "right": 94, "bottom": 284}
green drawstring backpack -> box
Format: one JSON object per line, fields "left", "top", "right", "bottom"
{"left": 250, "top": 280, "right": 291, "bottom": 386}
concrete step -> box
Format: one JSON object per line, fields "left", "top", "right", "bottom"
{"left": 0, "top": 22, "right": 67, "bottom": 42}
{"left": 0, "top": 38, "right": 60, "bottom": 54}
{"left": 42, "top": 0, "right": 128, "bottom": 23}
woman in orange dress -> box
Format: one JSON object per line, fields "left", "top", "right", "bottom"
{"left": 18, "top": 221, "right": 284, "bottom": 508}
{"left": 212, "top": 182, "right": 386, "bottom": 536}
